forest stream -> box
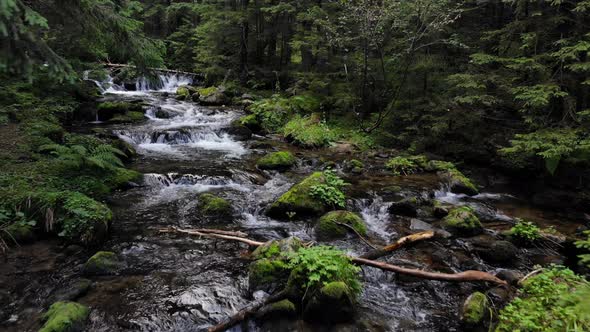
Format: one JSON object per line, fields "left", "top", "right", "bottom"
{"left": 0, "top": 74, "right": 586, "bottom": 332}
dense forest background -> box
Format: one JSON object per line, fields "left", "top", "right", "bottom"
{"left": 2, "top": 0, "right": 589, "bottom": 184}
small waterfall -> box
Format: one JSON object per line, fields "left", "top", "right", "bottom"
{"left": 352, "top": 195, "right": 395, "bottom": 240}
{"left": 83, "top": 71, "right": 193, "bottom": 94}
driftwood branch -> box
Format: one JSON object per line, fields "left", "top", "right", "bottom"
{"left": 159, "top": 227, "right": 264, "bottom": 247}
{"left": 361, "top": 231, "right": 435, "bottom": 260}
{"left": 103, "top": 63, "right": 204, "bottom": 78}
{"left": 208, "top": 290, "right": 288, "bottom": 332}
{"left": 335, "top": 222, "right": 378, "bottom": 249}
{"left": 352, "top": 257, "right": 507, "bottom": 285}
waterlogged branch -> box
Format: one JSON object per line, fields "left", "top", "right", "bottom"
{"left": 335, "top": 222, "right": 378, "bottom": 250}
{"left": 360, "top": 231, "right": 435, "bottom": 260}
{"left": 351, "top": 257, "right": 507, "bottom": 286}
{"left": 158, "top": 227, "right": 264, "bottom": 247}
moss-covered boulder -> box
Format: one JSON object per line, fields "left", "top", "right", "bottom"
{"left": 108, "top": 111, "right": 145, "bottom": 124}
{"left": 441, "top": 169, "right": 479, "bottom": 196}
{"left": 238, "top": 114, "right": 262, "bottom": 132}
{"left": 249, "top": 237, "right": 302, "bottom": 293}
{"left": 198, "top": 193, "right": 232, "bottom": 218}
{"left": 2, "top": 223, "right": 35, "bottom": 244}
{"left": 302, "top": 281, "right": 355, "bottom": 323}
{"left": 40, "top": 301, "right": 90, "bottom": 332}
{"left": 461, "top": 292, "right": 489, "bottom": 326}
{"left": 266, "top": 172, "right": 329, "bottom": 219}
{"left": 315, "top": 211, "right": 367, "bottom": 240}
{"left": 97, "top": 101, "right": 143, "bottom": 116}
{"left": 83, "top": 251, "right": 123, "bottom": 276}
{"left": 251, "top": 237, "right": 303, "bottom": 260}
{"left": 442, "top": 206, "right": 483, "bottom": 236}
{"left": 256, "top": 151, "right": 296, "bottom": 171}
{"left": 388, "top": 197, "right": 420, "bottom": 217}
{"left": 433, "top": 200, "right": 450, "bottom": 218}
{"left": 226, "top": 120, "right": 252, "bottom": 141}
{"left": 176, "top": 86, "right": 191, "bottom": 100}
{"left": 256, "top": 299, "right": 297, "bottom": 320}
{"left": 198, "top": 86, "right": 229, "bottom": 106}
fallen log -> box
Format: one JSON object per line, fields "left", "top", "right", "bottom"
{"left": 360, "top": 231, "right": 435, "bottom": 260}
{"left": 159, "top": 227, "right": 264, "bottom": 247}
{"left": 351, "top": 257, "right": 507, "bottom": 285}
{"left": 102, "top": 63, "right": 203, "bottom": 77}
{"left": 208, "top": 290, "right": 288, "bottom": 332}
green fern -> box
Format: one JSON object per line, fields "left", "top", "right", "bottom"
{"left": 40, "top": 143, "right": 125, "bottom": 170}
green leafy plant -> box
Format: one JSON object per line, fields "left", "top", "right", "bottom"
{"left": 386, "top": 156, "right": 419, "bottom": 176}
{"left": 496, "top": 267, "right": 590, "bottom": 331}
{"left": 575, "top": 231, "right": 590, "bottom": 268}
{"left": 287, "top": 246, "right": 362, "bottom": 298}
{"left": 510, "top": 220, "right": 541, "bottom": 242}
{"left": 310, "top": 169, "right": 347, "bottom": 208}
{"left": 39, "top": 144, "right": 125, "bottom": 171}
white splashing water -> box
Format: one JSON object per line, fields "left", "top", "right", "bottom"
{"left": 352, "top": 195, "right": 395, "bottom": 240}
{"left": 84, "top": 71, "right": 193, "bottom": 95}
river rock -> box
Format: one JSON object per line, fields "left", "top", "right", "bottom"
{"left": 256, "top": 151, "right": 296, "bottom": 171}
{"left": 266, "top": 172, "right": 330, "bottom": 219}
{"left": 226, "top": 121, "right": 253, "bottom": 141}
{"left": 388, "top": 197, "right": 420, "bottom": 217}
{"left": 198, "top": 86, "right": 229, "bottom": 106}
{"left": 442, "top": 206, "right": 482, "bottom": 236}
{"left": 83, "top": 251, "right": 123, "bottom": 276}
{"left": 461, "top": 292, "right": 489, "bottom": 327}
{"left": 302, "top": 281, "right": 355, "bottom": 323}
{"left": 198, "top": 193, "right": 232, "bottom": 218}
{"left": 2, "top": 224, "right": 36, "bottom": 244}
{"left": 40, "top": 301, "right": 90, "bottom": 332}
{"left": 473, "top": 238, "right": 518, "bottom": 264}
{"left": 410, "top": 219, "right": 434, "bottom": 231}
{"left": 315, "top": 211, "right": 367, "bottom": 240}
{"left": 440, "top": 169, "right": 479, "bottom": 196}
{"left": 249, "top": 238, "right": 302, "bottom": 293}
{"left": 256, "top": 299, "right": 297, "bottom": 320}
{"left": 49, "top": 279, "right": 92, "bottom": 303}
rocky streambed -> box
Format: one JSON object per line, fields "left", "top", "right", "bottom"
{"left": 0, "top": 75, "right": 587, "bottom": 332}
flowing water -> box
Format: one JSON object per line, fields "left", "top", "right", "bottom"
{"left": 1, "top": 74, "right": 586, "bottom": 332}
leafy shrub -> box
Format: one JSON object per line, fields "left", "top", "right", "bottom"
{"left": 287, "top": 246, "right": 362, "bottom": 298}
{"left": 310, "top": 169, "right": 347, "bottom": 208}
{"left": 40, "top": 143, "right": 125, "bottom": 171}
{"left": 248, "top": 95, "right": 293, "bottom": 132}
{"left": 496, "top": 267, "right": 590, "bottom": 331}
{"left": 510, "top": 220, "right": 541, "bottom": 242}
{"left": 283, "top": 115, "right": 335, "bottom": 148}
{"left": 575, "top": 231, "right": 590, "bottom": 268}
{"left": 386, "top": 156, "right": 419, "bottom": 176}
{"left": 59, "top": 191, "right": 112, "bottom": 242}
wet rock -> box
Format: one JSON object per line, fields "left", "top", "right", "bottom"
{"left": 495, "top": 269, "right": 523, "bottom": 286}
{"left": 40, "top": 301, "right": 90, "bottom": 332}
{"left": 154, "top": 108, "right": 172, "bottom": 119}
{"left": 2, "top": 224, "right": 35, "bottom": 244}
{"left": 257, "top": 151, "right": 296, "bottom": 171}
{"left": 442, "top": 206, "right": 482, "bottom": 236}
{"left": 266, "top": 172, "right": 329, "bottom": 219}
{"left": 83, "top": 251, "right": 123, "bottom": 276}
{"left": 256, "top": 299, "right": 297, "bottom": 320}
{"left": 252, "top": 237, "right": 302, "bottom": 260}
{"left": 388, "top": 197, "right": 420, "bottom": 217}
{"left": 238, "top": 114, "right": 262, "bottom": 133}
{"left": 241, "top": 93, "right": 254, "bottom": 100}
{"left": 440, "top": 169, "right": 479, "bottom": 196}
{"left": 198, "top": 86, "right": 230, "bottom": 106}
{"left": 111, "top": 139, "right": 137, "bottom": 161}
{"left": 345, "top": 159, "right": 364, "bottom": 174}
{"left": 191, "top": 92, "right": 200, "bottom": 102}
{"left": 303, "top": 281, "right": 355, "bottom": 323}
{"left": 198, "top": 193, "right": 232, "bottom": 218}
{"left": 249, "top": 238, "right": 302, "bottom": 293}
{"left": 123, "top": 81, "right": 136, "bottom": 91}
{"left": 97, "top": 101, "right": 143, "bottom": 119}
{"left": 176, "top": 86, "right": 191, "bottom": 100}
{"left": 108, "top": 111, "right": 146, "bottom": 124}
{"left": 478, "top": 240, "right": 518, "bottom": 264}
{"left": 330, "top": 143, "right": 355, "bottom": 154}
{"left": 486, "top": 287, "right": 510, "bottom": 307}
{"left": 226, "top": 121, "right": 253, "bottom": 141}
{"left": 410, "top": 219, "right": 434, "bottom": 231}
{"left": 50, "top": 279, "right": 92, "bottom": 303}
{"left": 461, "top": 292, "right": 489, "bottom": 327}
{"left": 315, "top": 211, "right": 367, "bottom": 240}
{"left": 433, "top": 200, "right": 449, "bottom": 218}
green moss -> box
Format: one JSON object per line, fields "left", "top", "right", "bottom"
{"left": 197, "top": 86, "right": 217, "bottom": 96}
{"left": 248, "top": 258, "right": 289, "bottom": 289}
{"left": 350, "top": 159, "right": 364, "bottom": 169}
{"left": 248, "top": 95, "right": 292, "bottom": 132}
{"left": 267, "top": 172, "right": 328, "bottom": 219}
{"left": 288, "top": 94, "right": 322, "bottom": 113}
{"left": 283, "top": 115, "right": 335, "bottom": 148}
{"left": 239, "top": 114, "right": 260, "bottom": 129}
{"left": 320, "top": 281, "right": 351, "bottom": 299}
{"left": 252, "top": 237, "right": 303, "bottom": 260}
{"left": 462, "top": 292, "right": 489, "bottom": 325}
{"left": 83, "top": 251, "right": 120, "bottom": 275}
{"left": 198, "top": 193, "right": 232, "bottom": 217}
{"left": 60, "top": 192, "right": 112, "bottom": 244}
{"left": 109, "top": 111, "right": 145, "bottom": 123}
{"left": 316, "top": 211, "right": 367, "bottom": 240}
{"left": 257, "top": 151, "right": 296, "bottom": 170}
{"left": 445, "top": 168, "right": 479, "bottom": 195}
{"left": 426, "top": 160, "right": 457, "bottom": 171}
{"left": 386, "top": 156, "right": 420, "bottom": 176}
{"left": 104, "top": 168, "right": 142, "bottom": 189}
{"left": 268, "top": 299, "right": 296, "bottom": 313}
{"left": 176, "top": 86, "right": 190, "bottom": 100}
{"left": 40, "top": 301, "right": 90, "bottom": 332}
{"left": 3, "top": 223, "right": 35, "bottom": 243}
{"left": 442, "top": 206, "right": 482, "bottom": 235}
{"left": 97, "top": 101, "right": 142, "bottom": 114}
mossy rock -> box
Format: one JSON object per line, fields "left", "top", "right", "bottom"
{"left": 388, "top": 197, "right": 420, "bottom": 217}
{"left": 442, "top": 206, "right": 482, "bottom": 236}
{"left": 252, "top": 237, "right": 302, "bottom": 260}
{"left": 83, "top": 251, "right": 122, "bottom": 276}
{"left": 256, "top": 299, "right": 297, "bottom": 319}
{"left": 2, "top": 223, "right": 35, "bottom": 244}
{"left": 266, "top": 172, "right": 329, "bottom": 219}
{"left": 461, "top": 292, "right": 489, "bottom": 326}
{"left": 315, "top": 211, "right": 367, "bottom": 240}
{"left": 238, "top": 114, "right": 261, "bottom": 132}
{"left": 248, "top": 258, "right": 290, "bottom": 293}
{"left": 40, "top": 301, "right": 90, "bottom": 332}
{"left": 111, "top": 139, "right": 137, "bottom": 161}
{"left": 302, "top": 281, "right": 355, "bottom": 323}
{"left": 257, "top": 151, "right": 296, "bottom": 171}
{"left": 97, "top": 101, "right": 143, "bottom": 115}
{"left": 441, "top": 169, "right": 479, "bottom": 196}
{"left": 226, "top": 120, "right": 252, "bottom": 141}
{"left": 176, "top": 86, "right": 191, "bottom": 100}
{"left": 198, "top": 193, "right": 232, "bottom": 218}
{"left": 108, "top": 111, "right": 145, "bottom": 124}
{"left": 198, "top": 86, "right": 229, "bottom": 106}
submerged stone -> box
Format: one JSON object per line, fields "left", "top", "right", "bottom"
{"left": 256, "top": 151, "right": 296, "bottom": 171}
{"left": 315, "top": 210, "right": 367, "bottom": 240}
{"left": 266, "top": 172, "right": 329, "bottom": 219}
{"left": 461, "top": 292, "right": 489, "bottom": 326}
{"left": 83, "top": 251, "right": 123, "bottom": 276}
{"left": 40, "top": 301, "right": 90, "bottom": 332}
{"left": 442, "top": 206, "right": 482, "bottom": 236}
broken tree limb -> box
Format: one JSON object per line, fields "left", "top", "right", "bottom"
{"left": 360, "top": 231, "right": 435, "bottom": 260}
{"left": 351, "top": 257, "right": 507, "bottom": 285}
{"left": 102, "top": 63, "right": 204, "bottom": 77}
{"left": 334, "top": 222, "right": 378, "bottom": 250}
{"left": 208, "top": 289, "right": 288, "bottom": 332}
{"left": 159, "top": 227, "right": 264, "bottom": 247}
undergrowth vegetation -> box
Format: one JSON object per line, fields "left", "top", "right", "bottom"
{"left": 310, "top": 169, "right": 347, "bottom": 209}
